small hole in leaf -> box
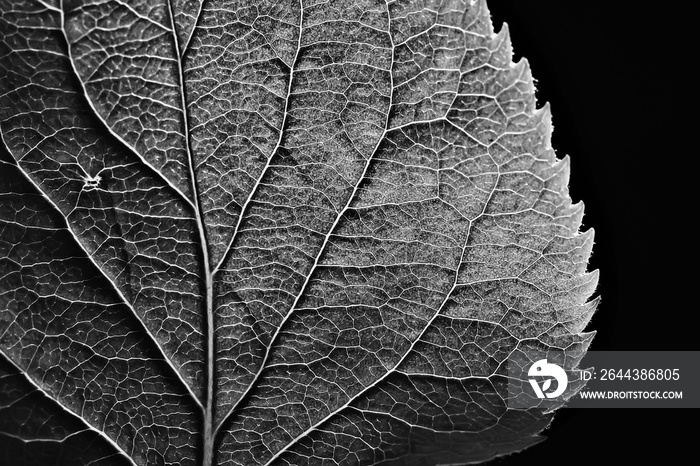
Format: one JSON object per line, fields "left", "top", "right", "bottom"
{"left": 82, "top": 174, "right": 102, "bottom": 190}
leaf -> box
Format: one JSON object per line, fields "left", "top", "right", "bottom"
{"left": 0, "top": 0, "right": 598, "bottom": 465}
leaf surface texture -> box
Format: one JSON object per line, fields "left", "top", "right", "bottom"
{"left": 0, "top": 0, "right": 598, "bottom": 464}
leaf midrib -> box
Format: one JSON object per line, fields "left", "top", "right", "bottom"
{"left": 164, "top": 0, "right": 215, "bottom": 464}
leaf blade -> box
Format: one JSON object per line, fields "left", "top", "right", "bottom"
{"left": 0, "top": 0, "right": 598, "bottom": 465}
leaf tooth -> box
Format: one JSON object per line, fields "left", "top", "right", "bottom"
{"left": 511, "top": 56, "right": 537, "bottom": 108}
{"left": 489, "top": 21, "right": 513, "bottom": 68}
{"left": 565, "top": 270, "right": 600, "bottom": 309}
{"left": 579, "top": 330, "right": 597, "bottom": 348}
{"left": 545, "top": 155, "right": 572, "bottom": 199}
{"left": 463, "top": 0, "right": 494, "bottom": 37}
{"left": 560, "top": 296, "right": 601, "bottom": 334}
{"left": 544, "top": 228, "right": 596, "bottom": 276}
{"left": 555, "top": 200, "right": 586, "bottom": 234}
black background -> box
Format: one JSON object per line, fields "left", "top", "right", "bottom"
{"left": 487, "top": 1, "right": 694, "bottom": 464}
